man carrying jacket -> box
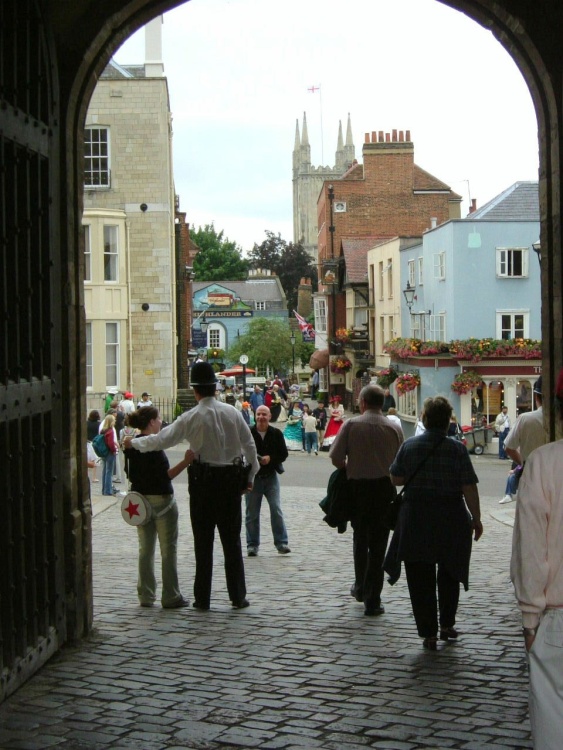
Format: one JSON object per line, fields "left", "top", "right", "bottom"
{"left": 245, "top": 405, "right": 290, "bottom": 556}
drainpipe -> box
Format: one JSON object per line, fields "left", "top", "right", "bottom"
{"left": 126, "top": 220, "right": 133, "bottom": 393}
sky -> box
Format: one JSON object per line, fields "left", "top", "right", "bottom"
{"left": 114, "top": 0, "right": 539, "bottom": 254}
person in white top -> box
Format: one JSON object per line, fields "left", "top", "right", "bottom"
{"left": 511, "top": 369, "right": 563, "bottom": 750}
{"left": 138, "top": 392, "right": 153, "bottom": 408}
{"left": 494, "top": 406, "right": 511, "bottom": 459}
{"left": 120, "top": 391, "right": 136, "bottom": 415}
{"left": 500, "top": 377, "right": 548, "bottom": 504}
{"left": 386, "top": 407, "right": 403, "bottom": 430}
{"left": 124, "top": 362, "right": 259, "bottom": 611}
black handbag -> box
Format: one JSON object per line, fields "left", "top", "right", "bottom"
{"left": 386, "top": 436, "right": 446, "bottom": 530}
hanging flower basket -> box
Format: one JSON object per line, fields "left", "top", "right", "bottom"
{"left": 330, "top": 356, "right": 352, "bottom": 374}
{"left": 395, "top": 372, "right": 421, "bottom": 395}
{"left": 334, "top": 327, "right": 353, "bottom": 345}
{"left": 451, "top": 370, "right": 482, "bottom": 395}
{"left": 376, "top": 367, "right": 398, "bottom": 389}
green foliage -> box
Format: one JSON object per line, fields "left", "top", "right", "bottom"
{"left": 192, "top": 223, "right": 249, "bottom": 281}
{"left": 297, "top": 341, "right": 315, "bottom": 369}
{"left": 227, "top": 318, "right": 296, "bottom": 373}
{"left": 247, "top": 231, "right": 317, "bottom": 311}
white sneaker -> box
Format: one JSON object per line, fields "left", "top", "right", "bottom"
{"left": 499, "top": 494, "right": 514, "bottom": 504}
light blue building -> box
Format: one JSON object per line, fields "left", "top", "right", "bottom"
{"left": 393, "top": 182, "right": 541, "bottom": 434}
{"left": 191, "top": 270, "right": 288, "bottom": 359}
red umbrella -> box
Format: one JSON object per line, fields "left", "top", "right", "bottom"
{"left": 216, "top": 366, "right": 256, "bottom": 376}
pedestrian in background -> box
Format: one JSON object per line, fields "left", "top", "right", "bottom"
{"left": 330, "top": 385, "right": 403, "bottom": 617}
{"left": 124, "top": 406, "right": 192, "bottom": 609}
{"left": 495, "top": 406, "right": 511, "bottom": 459}
{"left": 124, "top": 362, "right": 259, "bottom": 611}
{"left": 303, "top": 409, "right": 318, "bottom": 455}
{"left": 245, "top": 406, "right": 291, "bottom": 557}
{"left": 138, "top": 392, "right": 153, "bottom": 408}
{"left": 86, "top": 410, "right": 101, "bottom": 483}
{"left": 313, "top": 400, "right": 327, "bottom": 448}
{"left": 99, "top": 413, "right": 119, "bottom": 496}
{"left": 385, "top": 396, "right": 483, "bottom": 651}
{"left": 511, "top": 369, "right": 563, "bottom": 750}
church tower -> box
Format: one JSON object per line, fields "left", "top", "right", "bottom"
{"left": 292, "top": 113, "right": 356, "bottom": 261}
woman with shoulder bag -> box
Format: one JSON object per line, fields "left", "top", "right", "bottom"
{"left": 123, "top": 407, "right": 193, "bottom": 609}
{"left": 384, "top": 396, "right": 483, "bottom": 651}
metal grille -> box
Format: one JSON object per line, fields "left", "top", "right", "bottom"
{"left": 0, "top": 0, "right": 65, "bottom": 700}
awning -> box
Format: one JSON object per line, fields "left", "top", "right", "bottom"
{"left": 216, "top": 366, "right": 256, "bottom": 376}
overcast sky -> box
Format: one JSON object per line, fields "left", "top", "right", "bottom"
{"left": 114, "top": 0, "right": 539, "bottom": 253}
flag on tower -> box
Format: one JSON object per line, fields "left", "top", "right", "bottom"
{"left": 293, "top": 310, "right": 315, "bottom": 342}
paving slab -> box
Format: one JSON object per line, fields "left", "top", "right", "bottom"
{"left": 0, "top": 452, "right": 531, "bottom": 749}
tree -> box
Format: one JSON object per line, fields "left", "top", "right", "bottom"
{"left": 192, "top": 223, "right": 249, "bottom": 281}
{"left": 227, "top": 318, "right": 296, "bottom": 374}
{"left": 247, "top": 231, "right": 317, "bottom": 312}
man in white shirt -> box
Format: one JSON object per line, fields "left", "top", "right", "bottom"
{"left": 120, "top": 391, "right": 135, "bottom": 415}
{"left": 124, "top": 363, "right": 259, "bottom": 610}
{"left": 500, "top": 378, "right": 547, "bottom": 503}
{"left": 511, "top": 370, "right": 563, "bottom": 750}
{"left": 494, "top": 406, "right": 511, "bottom": 459}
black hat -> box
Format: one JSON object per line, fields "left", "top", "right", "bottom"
{"left": 533, "top": 375, "right": 542, "bottom": 395}
{"left": 190, "top": 362, "right": 217, "bottom": 387}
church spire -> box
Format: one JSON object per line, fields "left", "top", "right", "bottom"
{"left": 300, "top": 111, "right": 311, "bottom": 167}
{"left": 293, "top": 119, "right": 301, "bottom": 172}
{"left": 335, "top": 120, "right": 345, "bottom": 170}
{"left": 344, "top": 113, "right": 355, "bottom": 169}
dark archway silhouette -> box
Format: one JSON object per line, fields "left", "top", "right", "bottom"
{"left": 0, "top": 0, "right": 561, "bottom": 700}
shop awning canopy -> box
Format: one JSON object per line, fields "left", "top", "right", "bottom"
{"left": 217, "top": 366, "right": 256, "bottom": 376}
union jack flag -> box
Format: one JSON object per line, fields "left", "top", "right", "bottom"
{"left": 293, "top": 310, "right": 315, "bottom": 341}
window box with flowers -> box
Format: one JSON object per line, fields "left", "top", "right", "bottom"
{"left": 330, "top": 356, "right": 352, "bottom": 374}
{"left": 451, "top": 370, "right": 483, "bottom": 395}
{"left": 395, "top": 371, "right": 421, "bottom": 394}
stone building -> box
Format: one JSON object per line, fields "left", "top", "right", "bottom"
{"left": 83, "top": 18, "right": 177, "bottom": 401}
{"left": 292, "top": 113, "right": 356, "bottom": 261}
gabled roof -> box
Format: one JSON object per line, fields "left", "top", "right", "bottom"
{"left": 340, "top": 236, "right": 391, "bottom": 283}
{"left": 193, "top": 278, "right": 286, "bottom": 303}
{"left": 414, "top": 164, "right": 461, "bottom": 197}
{"left": 468, "top": 181, "right": 539, "bottom": 220}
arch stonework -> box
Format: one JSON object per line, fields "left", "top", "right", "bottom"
{"left": 0, "top": 0, "right": 561, "bottom": 698}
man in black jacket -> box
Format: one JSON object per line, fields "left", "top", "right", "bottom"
{"left": 245, "top": 406, "right": 291, "bottom": 556}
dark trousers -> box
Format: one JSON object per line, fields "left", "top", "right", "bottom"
{"left": 404, "top": 561, "right": 460, "bottom": 638}
{"left": 188, "top": 470, "right": 246, "bottom": 607}
{"left": 350, "top": 477, "right": 394, "bottom": 610}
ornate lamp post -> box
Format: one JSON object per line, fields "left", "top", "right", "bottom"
{"left": 290, "top": 332, "right": 296, "bottom": 379}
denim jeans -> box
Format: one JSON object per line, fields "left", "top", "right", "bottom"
{"left": 136, "top": 495, "right": 183, "bottom": 607}
{"left": 102, "top": 452, "right": 116, "bottom": 495}
{"left": 504, "top": 471, "right": 519, "bottom": 496}
{"left": 304, "top": 431, "right": 318, "bottom": 454}
{"left": 499, "top": 428, "right": 510, "bottom": 458}
{"left": 245, "top": 473, "right": 288, "bottom": 549}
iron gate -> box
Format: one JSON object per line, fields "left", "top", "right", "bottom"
{"left": 0, "top": 0, "right": 66, "bottom": 700}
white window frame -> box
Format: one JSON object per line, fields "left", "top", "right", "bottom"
{"left": 86, "top": 322, "right": 93, "bottom": 388}
{"left": 433, "top": 252, "right": 446, "bottom": 280}
{"left": 496, "top": 247, "right": 529, "bottom": 278}
{"left": 85, "top": 127, "right": 110, "bottom": 188}
{"left": 378, "top": 261, "right": 384, "bottom": 300}
{"left": 105, "top": 322, "right": 119, "bottom": 388}
{"left": 84, "top": 224, "right": 91, "bottom": 282}
{"left": 314, "top": 296, "right": 327, "bottom": 334}
{"left": 104, "top": 225, "right": 119, "bottom": 282}
{"left": 255, "top": 301, "right": 266, "bottom": 311}
{"left": 387, "top": 259, "right": 393, "bottom": 298}
{"left": 208, "top": 324, "right": 226, "bottom": 351}
{"left": 379, "top": 316, "right": 385, "bottom": 353}
{"left": 428, "top": 313, "right": 446, "bottom": 342}
{"left": 408, "top": 259, "right": 415, "bottom": 287}
{"left": 418, "top": 256, "right": 424, "bottom": 285}
{"left": 496, "top": 310, "right": 529, "bottom": 339}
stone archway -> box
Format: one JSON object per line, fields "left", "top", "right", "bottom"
{"left": 1, "top": 0, "right": 561, "bottom": 700}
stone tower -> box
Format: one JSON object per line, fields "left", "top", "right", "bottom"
{"left": 292, "top": 113, "right": 356, "bottom": 261}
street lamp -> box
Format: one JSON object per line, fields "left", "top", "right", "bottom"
{"left": 290, "top": 332, "right": 296, "bottom": 378}
{"left": 403, "top": 281, "right": 415, "bottom": 312}
{"left": 532, "top": 239, "right": 541, "bottom": 267}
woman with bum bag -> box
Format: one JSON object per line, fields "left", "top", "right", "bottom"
{"left": 124, "top": 407, "right": 193, "bottom": 609}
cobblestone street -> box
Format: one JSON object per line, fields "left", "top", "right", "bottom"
{"left": 0, "top": 453, "right": 530, "bottom": 750}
